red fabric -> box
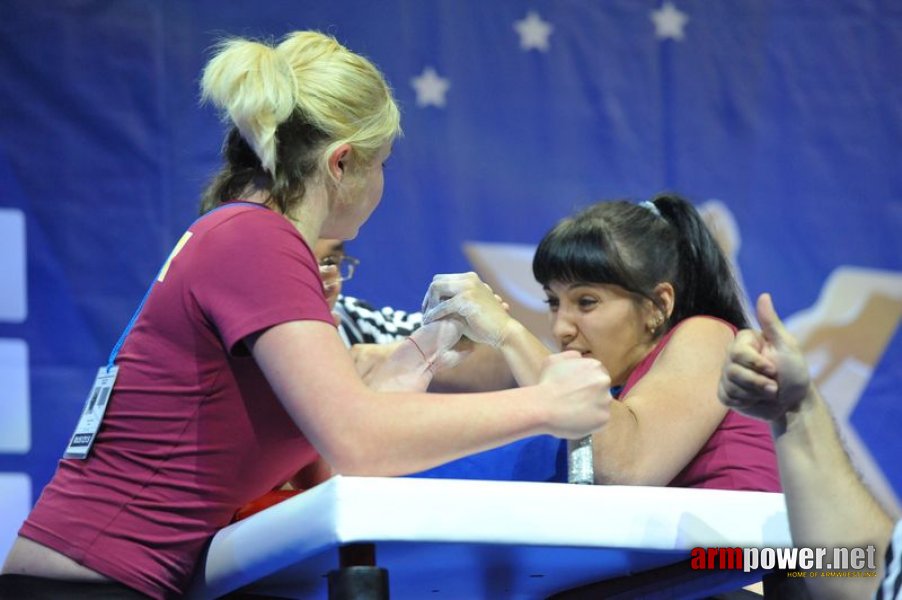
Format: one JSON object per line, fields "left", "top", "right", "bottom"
{"left": 21, "top": 204, "right": 334, "bottom": 599}
{"left": 233, "top": 489, "right": 303, "bottom": 522}
{"left": 620, "top": 316, "right": 781, "bottom": 492}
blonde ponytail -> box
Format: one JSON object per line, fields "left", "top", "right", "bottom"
{"left": 199, "top": 30, "right": 400, "bottom": 215}
{"left": 201, "top": 38, "right": 295, "bottom": 175}
{"left": 275, "top": 31, "right": 400, "bottom": 172}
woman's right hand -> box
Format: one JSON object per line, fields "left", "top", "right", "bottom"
{"left": 536, "top": 351, "right": 612, "bottom": 439}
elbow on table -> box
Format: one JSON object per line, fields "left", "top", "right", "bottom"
{"left": 317, "top": 435, "right": 405, "bottom": 478}
{"left": 592, "top": 453, "right": 671, "bottom": 487}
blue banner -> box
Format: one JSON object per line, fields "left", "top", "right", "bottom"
{"left": 1, "top": 0, "right": 900, "bottom": 558}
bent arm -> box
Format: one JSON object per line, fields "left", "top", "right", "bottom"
{"left": 772, "top": 387, "right": 893, "bottom": 600}
{"left": 589, "top": 318, "right": 733, "bottom": 485}
{"left": 718, "top": 293, "right": 896, "bottom": 599}
{"left": 480, "top": 316, "right": 732, "bottom": 486}
{"left": 248, "top": 320, "right": 607, "bottom": 476}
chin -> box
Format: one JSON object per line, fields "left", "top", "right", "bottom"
{"left": 322, "top": 226, "right": 359, "bottom": 241}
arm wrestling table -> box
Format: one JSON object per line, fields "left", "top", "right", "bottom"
{"left": 188, "top": 476, "right": 791, "bottom": 599}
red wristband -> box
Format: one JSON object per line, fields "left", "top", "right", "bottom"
{"left": 407, "top": 337, "right": 434, "bottom": 373}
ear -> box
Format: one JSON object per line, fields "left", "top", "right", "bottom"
{"left": 327, "top": 143, "right": 353, "bottom": 182}
{"left": 654, "top": 282, "right": 675, "bottom": 319}
{"left": 648, "top": 282, "right": 675, "bottom": 332}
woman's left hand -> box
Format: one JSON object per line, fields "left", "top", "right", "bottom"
{"left": 421, "top": 272, "right": 513, "bottom": 348}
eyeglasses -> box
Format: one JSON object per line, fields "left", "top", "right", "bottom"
{"left": 318, "top": 254, "right": 360, "bottom": 283}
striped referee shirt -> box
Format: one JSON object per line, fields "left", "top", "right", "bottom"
{"left": 334, "top": 295, "right": 422, "bottom": 347}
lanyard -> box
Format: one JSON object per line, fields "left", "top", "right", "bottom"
{"left": 104, "top": 201, "right": 266, "bottom": 372}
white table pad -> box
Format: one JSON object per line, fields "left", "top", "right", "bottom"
{"left": 189, "top": 476, "right": 790, "bottom": 599}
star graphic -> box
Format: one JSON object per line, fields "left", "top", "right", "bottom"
{"left": 410, "top": 67, "right": 450, "bottom": 108}
{"left": 784, "top": 267, "right": 902, "bottom": 512}
{"left": 650, "top": 1, "right": 689, "bottom": 41}
{"left": 513, "top": 11, "right": 554, "bottom": 52}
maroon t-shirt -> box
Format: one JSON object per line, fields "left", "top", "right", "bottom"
{"left": 21, "top": 204, "right": 334, "bottom": 599}
{"left": 620, "top": 316, "right": 781, "bottom": 492}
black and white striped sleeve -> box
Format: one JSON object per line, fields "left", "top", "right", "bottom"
{"left": 876, "top": 520, "right": 902, "bottom": 599}
{"left": 334, "top": 295, "right": 423, "bottom": 347}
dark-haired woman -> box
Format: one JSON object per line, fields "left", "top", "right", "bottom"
{"left": 423, "top": 194, "right": 780, "bottom": 491}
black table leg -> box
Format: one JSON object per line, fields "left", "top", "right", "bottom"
{"left": 327, "top": 543, "right": 389, "bottom": 600}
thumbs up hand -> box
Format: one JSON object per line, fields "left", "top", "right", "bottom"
{"left": 718, "top": 294, "right": 812, "bottom": 421}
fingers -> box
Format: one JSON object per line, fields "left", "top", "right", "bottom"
{"left": 422, "top": 286, "right": 502, "bottom": 322}
{"left": 422, "top": 296, "right": 464, "bottom": 325}
{"left": 421, "top": 272, "right": 481, "bottom": 312}
{"left": 494, "top": 294, "right": 510, "bottom": 312}
{"left": 544, "top": 349, "right": 582, "bottom": 366}
{"left": 728, "top": 330, "right": 777, "bottom": 378}
{"left": 720, "top": 362, "right": 778, "bottom": 401}
{"left": 420, "top": 272, "right": 501, "bottom": 315}
{"left": 756, "top": 293, "right": 791, "bottom": 347}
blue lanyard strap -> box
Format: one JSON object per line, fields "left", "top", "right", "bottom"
{"left": 106, "top": 278, "right": 157, "bottom": 371}
{"left": 105, "top": 201, "right": 267, "bottom": 372}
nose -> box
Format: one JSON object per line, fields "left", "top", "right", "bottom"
{"left": 551, "top": 309, "right": 577, "bottom": 349}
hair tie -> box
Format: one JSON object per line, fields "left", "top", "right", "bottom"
{"left": 640, "top": 200, "right": 662, "bottom": 218}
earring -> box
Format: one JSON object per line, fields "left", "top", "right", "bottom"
{"left": 649, "top": 316, "right": 663, "bottom": 333}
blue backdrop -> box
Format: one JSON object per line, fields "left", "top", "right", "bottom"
{"left": 1, "top": 0, "right": 900, "bottom": 558}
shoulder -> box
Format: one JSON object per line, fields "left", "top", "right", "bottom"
{"left": 655, "top": 316, "right": 735, "bottom": 368}
{"left": 665, "top": 316, "right": 736, "bottom": 347}
{"left": 193, "top": 206, "right": 312, "bottom": 261}
{"left": 199, "top": 205, "right": 298, "bottom": 239}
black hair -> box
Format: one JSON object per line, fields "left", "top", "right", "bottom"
{"left": 199, "top": 110, "right": 330, "bottom": 215}
{"left": 532, "top": 193, "right": 748, "bottom": 332}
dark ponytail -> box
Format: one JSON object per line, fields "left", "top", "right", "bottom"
{"left": 652, "top": 193, "right": 748, "bottom": 329}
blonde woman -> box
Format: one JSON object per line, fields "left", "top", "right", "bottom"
{"left": 1, "top": 32, "right": 610, "bottom": 599}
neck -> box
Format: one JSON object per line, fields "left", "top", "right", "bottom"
{"left": 240, "top": 185, "right": 329, "bottom": 249}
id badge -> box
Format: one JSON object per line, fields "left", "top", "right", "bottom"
{"left": 64, "top": 366, "right": 119, "bottom": 459}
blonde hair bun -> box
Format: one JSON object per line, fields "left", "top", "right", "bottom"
{"left": 201, "top": 38, "right": 295, "bottom": 174}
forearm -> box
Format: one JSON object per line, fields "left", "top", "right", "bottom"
{"left": 429, "top": 344, "right": 516, "bottom": 392}
{"left": 774, "top": 385, "right": 893, "bottom": 598}
{"left": 497, "top": 320, "right": 553, "bottom": 386}
{"left": 590, "top": 401, "right": 649, "bottom": 485}
{"left": 324, "top": 386, "right": 549, "bottom": 476}
{"left": 252, "top": 320, "right": 605, "bottom": 481}
{"left": 364, "top": 337, "right": 433, "bottom": 392}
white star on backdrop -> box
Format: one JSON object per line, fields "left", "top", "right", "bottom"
{"left": 514, "top": 11, "right": 554, "bottom": 52}
{"left": 411, "top": 67, "right": 451, "bottom": 108}
{"left": 650, "top": 2, "right": 689, "bottom": 41}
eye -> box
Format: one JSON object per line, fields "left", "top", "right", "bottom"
{"left": 577, "top": 296, "right": 598, "bottom": 310}
{"left": 543, "top": 296, "right": 560, "bottom": 312}
{"left": 320, "top": 255, "right": 341, "bottom": 267}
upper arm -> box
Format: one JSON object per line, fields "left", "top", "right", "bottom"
{"left": 617, "top": 317, "right": 733, "bottom": 485}
{"left": 247, "top": 319, "right": 372, "bottom": 464}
